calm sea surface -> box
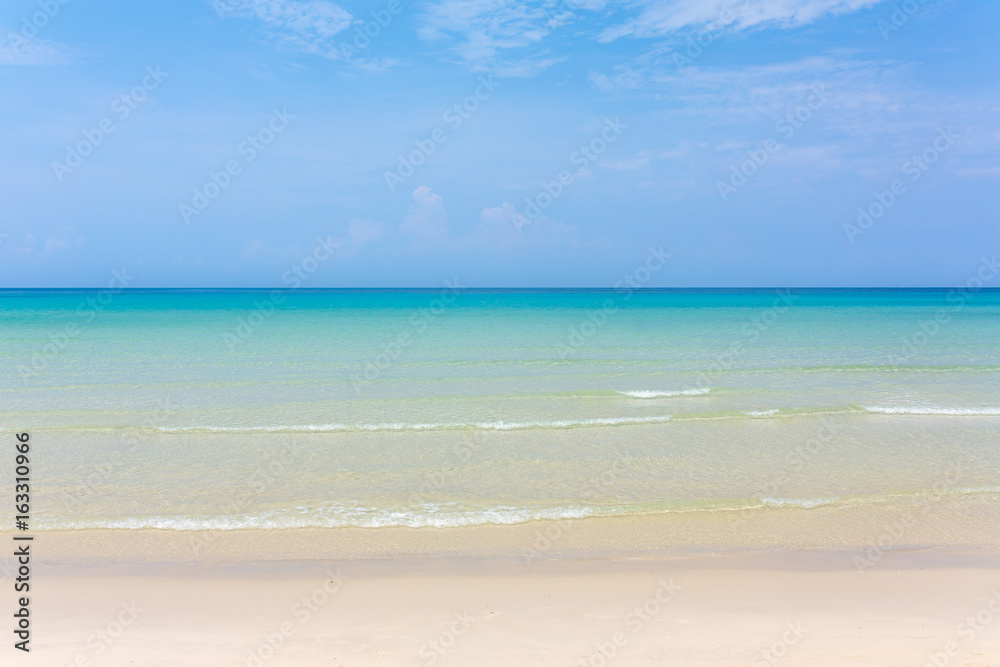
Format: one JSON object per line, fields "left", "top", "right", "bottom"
{"left": 1, "top": 289, "right": 998, "bottom": 547}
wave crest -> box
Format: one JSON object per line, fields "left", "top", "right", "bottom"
{"left": 616, "top": 388, "right": 712, "bottom": 398}
{"left": 156, "top": 415, "right": 674, "bottom": 434}
{"left": 863, "top": 405, "right": 1000, "bottom": 416}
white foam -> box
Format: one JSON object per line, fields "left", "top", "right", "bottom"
{"left": 759, "top": 496, "right": 837, "bottom": 509}
{"left": 43, "top": 504, "right": 605, "bottom": 531}
{"left": 954, "top": 486, "right": 1000, "bottom": 495}
{"left": 743, "top": 409, "right": 779, "bottom": 417}
{"left": 617, "top": 388, "right": 712, "bottom": 398}
{"left": 475, "top": 415, "right": 672, "bottom": 429}
{"left": 40, "top": 494, "right": 854, "bottom": 531}
{"left": 157, "top": 415, "right": 673, "bottom": 433}
{"left": 863, "top": 405, "right": 1000, "bottom": 416}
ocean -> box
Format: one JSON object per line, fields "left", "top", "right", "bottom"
{"left": 2, "top": 288, "right": 999, "bottom": 553}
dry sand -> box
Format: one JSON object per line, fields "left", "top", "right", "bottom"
{"left": 6, "top": 550, "right": 1000, "bottom": 666}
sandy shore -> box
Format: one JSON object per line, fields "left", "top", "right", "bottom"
{"left": 3, "top": 550, "right": 997, "bottom": 666}
{"left": 14, "top": 490, "right": 1000, "bottom": 562}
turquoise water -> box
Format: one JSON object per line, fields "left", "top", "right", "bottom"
{"left": 1, "top": 289, "right": 999, "bottom": 538}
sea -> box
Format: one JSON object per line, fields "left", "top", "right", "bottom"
{"left": 1, "top": 288, "right": 998, "bottom": 553}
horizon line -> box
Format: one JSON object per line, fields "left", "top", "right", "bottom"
{"left": 1, "top": 287, "right": 997, "bottom": 292}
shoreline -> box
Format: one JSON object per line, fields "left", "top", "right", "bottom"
{"left": 22, "top": 545, "right": 1000, "bottom": 575}
{"left": 9, "top": 491, "right": 999, "bottom": 564}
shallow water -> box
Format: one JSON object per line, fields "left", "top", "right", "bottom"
{"left": 1, "top": 289, "right": 998, "bottom": 548}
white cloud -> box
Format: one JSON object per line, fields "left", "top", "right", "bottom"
{"left": 216, "top": 0, "right": 353, "bottom": 59}
{"left": 352, "top": 57, "right": 400, "bottom": 73}
{"left": 418, "top": 0, "right": 582, "bottom": 74}
{"left": 419, "top": 0, "right": 556, "bottom": 58}
{"left": 489, "top": 56, "right": 567, "bottom": 78}
{"left": 241, "top": 238, "right": 303, "bottom": 263}
{"left": 600, "top": 152, "right": 653, "bottom": 170}
{"left": 589, "top": 67, "right": 645, "bottom": 92}
{"left": 416, "top": 0, "right": 889, "bottom": 74}
{"left": 347, "top": 217, "right": 387, "bottom": 245}
{"left": 586, "top": 52, "right": 990, "bottom": 185}
{"left": 955, "top": 166, "right": 1000, "bottom": 179}
{"left": 590, "top": 54, "right": 913, "bottom": 126}
{"left": 474, "top": 202, "right": 578, "bottom": 247}
{"left": 0, "top": 27, "right": 70, "bottom": 65}
{"left": 769, "top": 144, "right": 843, "bottom": 170}
{"left": 662, "top": 142, "right": 707, "bottom": 158}
{"left": 400, "top": 186, "right": 449, "bottom": 238}
{"left": 599, "top": 0, "right": 886, "bottom": 42}
{"left": 12, "top": 229, "right": 82, "bottom": 258}
{"left": 43, "top": 234, "right": 70, "bottom": 255}
{"left": 475, "top": 201, "right": 521, "bottom": 241}
{"left": 333, "top": 196, "right": 578, "bottom": 255}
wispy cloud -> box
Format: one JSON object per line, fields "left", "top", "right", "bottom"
{"left": 598, "top": 0, "right": 887, "bottom": 42}
{"left": 474, "top": 202, "right": 578, "bottom": 247}
{"left": 416, "top": 0, "right": 890, "bottom": 74}
{"left": 10, "top": 228, "right": 84, "bottom": 258}
{"left": 417, "top": 0, "right": 583, "bottom": 75}
{"left": 419, "top": 0, "right": 559, "bottom": 59}
{"left": 215, "top": 0, "right": 353, "bottom": 59}
{"left": 0, "top": 27, "right": 70, "bottom": 65}
{"left": 590, "top": 54, "right": 910, "bottom": 122}
{"left": 600, "top": 152, "right": 654, "bottom": 171}
{"left": 955, "top": 166, "right": 1000, "bottom": 179}
{"left": 588, "top": 51, "right": 996, "bottom": 188}
{"left": 347, "top": 217, "right": 387, "bottom": 245}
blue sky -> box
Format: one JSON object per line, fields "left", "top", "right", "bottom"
{"left": 1, "top": 0, "right": 997, "bottom": 287}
